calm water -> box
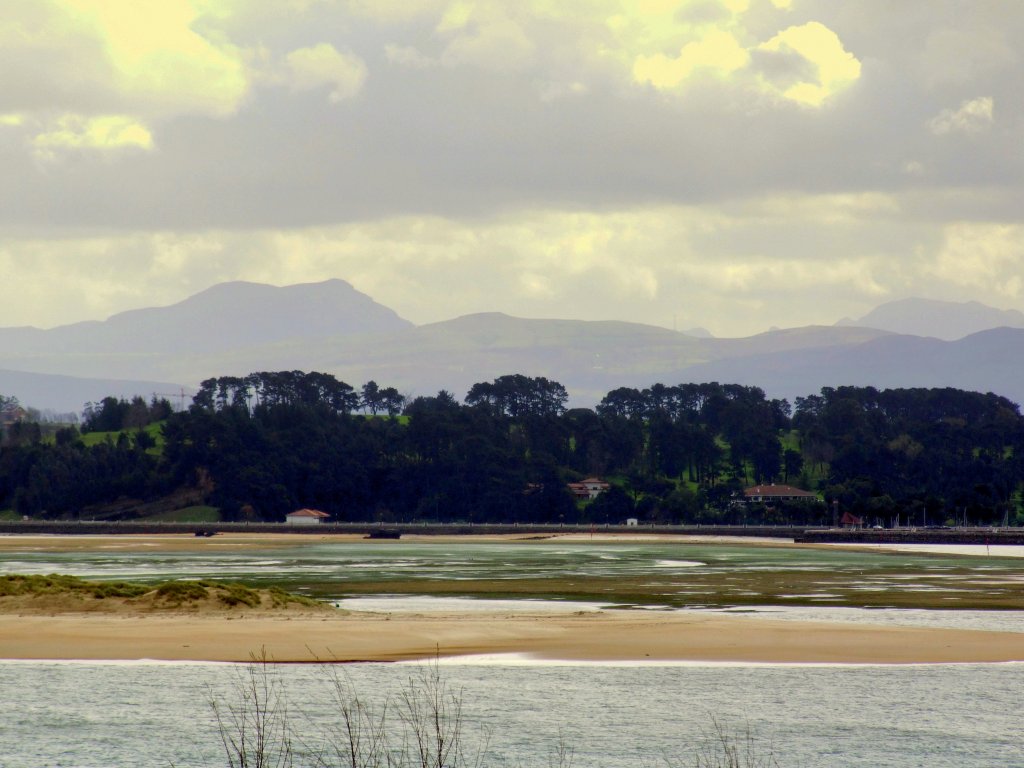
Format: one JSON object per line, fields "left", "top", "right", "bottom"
{"left": 0, "top": 660, "right": 1021, "bottom": 767}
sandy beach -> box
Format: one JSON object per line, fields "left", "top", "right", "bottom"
{"left": 1, "top": 608, "right": 1022, "bottom": 664}
{"left": 0, "top": 532, "right": 373, "bottom": 552}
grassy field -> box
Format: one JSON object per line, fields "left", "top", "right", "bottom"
{"left": 79, "top": 421, "right": 166, "bottom": 456}
{"left": 135, "top": 505, "right": 220, "bottom": 523}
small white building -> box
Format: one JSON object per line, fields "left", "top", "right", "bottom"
{"left": 285, "top": 508, "right": 331, "bottom": 525}
{"left": 567, "top": 478, "right": 611, "bottom": 500}
{"left": 626, "top": 518, "right": 639, "bottom": 527}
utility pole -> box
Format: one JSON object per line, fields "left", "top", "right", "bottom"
{"left": 153, "top": 388, "right": 188, "bottom": 412}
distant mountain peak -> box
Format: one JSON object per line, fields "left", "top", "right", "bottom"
{"left": 680, "top": 326, "right": 714, "bottom": 339}
{"left": 836, "top": 297, "right": 1024, "bottom": 341}
{"left": 135, "top": 277, "right": 363, "bottom": 311}
{"left": 0, "top": 279, "right": 414, "bottom": 363}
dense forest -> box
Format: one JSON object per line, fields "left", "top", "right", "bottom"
{"left": 1, "top": 371, "right": 1022, "bottom": 526}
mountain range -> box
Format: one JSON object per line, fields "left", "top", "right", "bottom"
{"left": 3, "top": 280, "right": 1023, "bottom": 413}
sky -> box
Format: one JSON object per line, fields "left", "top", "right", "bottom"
{"left": 1, "top": 0, "right": 1022, "bottom": 337}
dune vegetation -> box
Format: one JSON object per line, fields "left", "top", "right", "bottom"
{"left": 0, "top": 574, "right": 326, "bottom": 613}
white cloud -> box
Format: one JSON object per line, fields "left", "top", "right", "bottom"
{"left": 633, "top": 29, "right": 749, "bottom": 88}
{"left": 928, "top": 97, "right": 994, "bottom": 136}
{"left": 0, "top": 0, "right": 249, "bottom": 120}
{"left": 284, "top": 43, "right": 367, "bottom": 102}
{"left": 756, "top": 21, "right": 861, "bottom": 106}
{"left": 614, "top": 3, "right": 861, "bottom": 108}
{"left": 0, "top": 0, "right": 249, "bottom": 161}
{"left": 31, "top": 114, "right": 154, "bottom": 158}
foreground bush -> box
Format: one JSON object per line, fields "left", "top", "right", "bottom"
{"left": 210, "top": 657, "right": 781, "bottom": 768}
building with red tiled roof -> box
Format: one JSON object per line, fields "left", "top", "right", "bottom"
{"left": 840, "top": 511, "right": 864, "bottom": 528}
{"left": 0, "top": 405, "right": 26, "bottom": 426}
{"left": 285, "top": 508, "right": 331, "bottom": 525}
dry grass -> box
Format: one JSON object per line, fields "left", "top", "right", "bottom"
{"left": 0, "top": 574, "right": 328, "bottom": 614}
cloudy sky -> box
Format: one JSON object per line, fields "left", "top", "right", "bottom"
{"left": 1, "top": 0, "right": 1021, "bottom": 337}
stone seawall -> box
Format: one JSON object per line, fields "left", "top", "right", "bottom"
{"left": 795, "top": 529, "right": 1024, "bottom": 545}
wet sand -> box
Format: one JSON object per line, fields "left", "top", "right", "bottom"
{"left": 1, "top": 609, "right": 1022, "bottom": 664}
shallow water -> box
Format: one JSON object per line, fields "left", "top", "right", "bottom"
{"left": 0, "top": 660, "right": 1021, "bottom": 767}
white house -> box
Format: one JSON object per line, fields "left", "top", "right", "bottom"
{"left": 285, "top": 508, "right": 331, "bottom": 525}
{"left": 567, "top": 478, "right": 611, "bottom": 500}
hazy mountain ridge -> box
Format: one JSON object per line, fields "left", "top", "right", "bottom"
{"left": 677, "top": 327, "right": 1024, "bottom": 407}
{"left": 836, "top": 297, "right": 1024, "bottom": 341}
{"left": 0, "top": 369, "right": 192, "bottom": 415}
{"left": 0, "top": 279, "right": 412, "bottom": 358}
{"left": 1, "top": 281, "right": 1022, "bottom": 411}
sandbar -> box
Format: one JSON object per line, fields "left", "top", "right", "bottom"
{"left": 1, "top": 609, "right": 1022, "bottom": 664}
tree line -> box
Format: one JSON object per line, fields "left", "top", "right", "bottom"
{"left": 1, "top": 372, "right": 1022, "bottom": 526}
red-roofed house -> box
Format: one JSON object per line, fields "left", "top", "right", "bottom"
{"left": 285, "top": 508, "right": 331, "bottom": 525}
{"left": 0, "top": 405, "right": 26, "bottom": 426}
{"left": 840, "top": 511, "right": 864, "bottom": 529}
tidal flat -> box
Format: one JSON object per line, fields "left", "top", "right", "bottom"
{"left": 2, "top": 533, "right": 1022, "bottom": 611}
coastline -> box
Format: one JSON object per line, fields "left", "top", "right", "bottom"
{"left": 1, "top": 609, "right": 1023, "bottom": 665}
{"left": 3, "top": 532, "right": 1023, "bottom": 665}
